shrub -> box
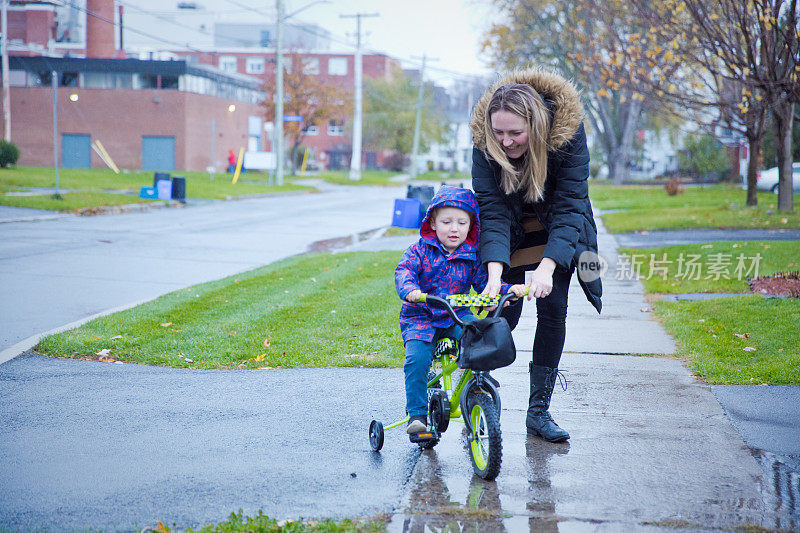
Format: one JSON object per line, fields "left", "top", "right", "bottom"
{"left": 664, "top": 178, "right": 683, "bottom": 196}
{"left": 383, "top": 152, "right": 408, "bottom": 172}
{"left": 677, "top": 134, "right": 730, "bottom": 181}
{"left": 0, "top": 140, "right": 20, "bottom": 168}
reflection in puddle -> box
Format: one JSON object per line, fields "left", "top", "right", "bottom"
{"left": 753, "top": 449, "right": 800, "bottom": 531}
{"left": 524, "top": 435, "right": 570, "bottom": 532}
{"left": 400, "top": 450, "right": 508, "bottom": 532}
{"left": 306, "top": 227, "right": 385, "bottom": 253}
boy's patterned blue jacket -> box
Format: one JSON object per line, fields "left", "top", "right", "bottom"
{"left": 395, "top": 186, "right": 511, "bottom": 343}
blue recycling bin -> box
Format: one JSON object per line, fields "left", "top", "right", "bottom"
{"left": 156, "top": 179, "right": 172, "bottom": 200}
{"left": 392, "top": 198, "right": 423, "bottom": 228}
{"left": 139, "top": 186, "right": 157, "bottom": 199}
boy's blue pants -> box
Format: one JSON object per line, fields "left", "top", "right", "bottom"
{"left": 404, "top": 316, "right": 475, "bottom": 418}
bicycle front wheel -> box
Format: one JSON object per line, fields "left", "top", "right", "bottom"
{"left": 467, "top": 392, "right": 502, "bottom": 480}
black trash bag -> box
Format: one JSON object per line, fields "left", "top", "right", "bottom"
{"left": 458, "top": 317, "right": 516, "bottom": 371}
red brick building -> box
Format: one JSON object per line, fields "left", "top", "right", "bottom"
{"left": 174, "top": 49, "right": 402, "bottom": 170}
{"left": 4, "top": 56, "right": 265, "bottom": 171}
{"left": 3, "top": 0, "right": 404, "bottom": 171}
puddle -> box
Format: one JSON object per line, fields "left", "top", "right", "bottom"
{"left": 306, "top": 227, "right": 386, "bottom": 253}
{"left": 753, "top": 449, "right": 800, "bottom": 531}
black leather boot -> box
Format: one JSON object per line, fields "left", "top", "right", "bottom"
{"left": 526, "top": 362, "right": 570, "bottom": 442}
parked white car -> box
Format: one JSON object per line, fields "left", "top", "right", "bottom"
{"left": 756, "top": 162, "right": 800, "bottom": 192}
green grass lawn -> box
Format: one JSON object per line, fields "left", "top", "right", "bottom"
{"left": 0, "top": 166, "right": 313, "bottom": 210}
{"left": 0, "top": 191, "right": 159, "bottom": 211}
{"left": 617, "top": 240, "right": 800, "bottom": 384}
{"left": 619, "top": 241, "right": 800, "bottom": 293}
{"left": 178, "top": 510, "right": 385, "bottom": 533}
{"left": 311, "top": 169, "right": 403, "bottom": 186}
{"left": 589, "top": 183, "right": 800, "bottom": 232}
{"left": 654, "top": 296, "right": 800, "bottom": 385}
{"left": 415, "top": 170, "right": 470, "bottom": 182}
{"left": 37, "top": 251, "right": 405, "bottom": 369}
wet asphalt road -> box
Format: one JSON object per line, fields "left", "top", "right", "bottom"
{"left": 2, "top": 191, "right": 799, "bottom": 531}
{"left": 0, "top": 185, "right": 400, "bottom": 355}
{"left": 0, "top": 353, "right": 411, "bottom": 531}
{"left": 614, "top": 228, "right": 800, "bottom": 248}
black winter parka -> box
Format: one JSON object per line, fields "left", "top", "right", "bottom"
{"left": 470, "top": 69, "right": 602, "bottom": 313}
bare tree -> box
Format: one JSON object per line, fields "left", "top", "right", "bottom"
{"left": 482, "top": 0, "right": 647, "bottom": 183}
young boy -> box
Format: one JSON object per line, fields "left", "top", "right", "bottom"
{"left": 395, "top": 186, "right": 526, "bottom": 434}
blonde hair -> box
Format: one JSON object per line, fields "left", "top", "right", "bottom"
{"left": 483, "top": 84, "right": 551, "bottom": 203}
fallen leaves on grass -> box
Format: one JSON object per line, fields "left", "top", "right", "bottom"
{"left": 734, "top": 333, "right": 751, "bottom": 339}
{"left": 96, "top": 348, "right": 115, "bottom": 362}
{"left": 111, "top": 335, "right": 123, "bottom": 340}
{"left": 159, "top": 322, "right": 172, "bottom": 327}
{"left": 743, "top": 346, "right": 757, "bottom": 352}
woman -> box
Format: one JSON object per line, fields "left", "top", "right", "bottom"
{"left": 470, "top": 69, "right": 602, "bottom": 443}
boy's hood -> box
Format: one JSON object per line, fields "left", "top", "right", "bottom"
{"left": 470, "top": 68, "right": 584, "bottom": 153}
{"left": 419, "top": 186, "right": 480, "bottom": 248}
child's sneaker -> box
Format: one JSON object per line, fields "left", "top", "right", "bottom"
{"left": 406, "top": 415, "right": 427, "bottom": 434}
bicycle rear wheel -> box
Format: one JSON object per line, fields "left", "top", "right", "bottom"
{"left": 467, "top": 392, "right": 502, "bottom": 480}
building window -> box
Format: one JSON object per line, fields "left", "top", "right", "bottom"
{"left": 260, "top": 30, "right": 272, "bottom": 47}
{"left": 328, "top": 120, "right": 344, "bottom": 136}
{"left": 302, "top": 125, "right": 319, "bottom": 136}
{"left": 302, "top": 57, "right": 320, "bottom": 75}
{"left": 219, "top": 55, "right": 238, "bottom": 73}
{"left": 328, "top": 57, "right": 347, "bottom": 76}
{"left": 246, "top": 57, "right": 265, "bottom": 74}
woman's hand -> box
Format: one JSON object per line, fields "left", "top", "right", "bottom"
{"left": 481, "top": 262, "right": 504, "bottom": 298}
{"left": 405, "top": 289, "right": 422, "bottom": 303}
{"left": 481, "top": 262, "right": 505, "bottom": 310}
{"left": 527, "top": 258, "right": 556, "bottom": 299}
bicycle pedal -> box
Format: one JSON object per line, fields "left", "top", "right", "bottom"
{"left": 409, "top": 430, "right": 437, "bottom": 443}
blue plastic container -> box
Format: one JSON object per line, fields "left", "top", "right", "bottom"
{"left": 391, "top": 198, "right": 422, "bottom": 228}
{"left": 156, "top": 179, "right": 172, "bottom": 200}
{"left": 139, "top": 186, "right": 157, "bottom": 199}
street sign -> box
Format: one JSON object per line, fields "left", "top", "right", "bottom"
{"left": 284, "top": 115, "right": 302, "bottom": 122}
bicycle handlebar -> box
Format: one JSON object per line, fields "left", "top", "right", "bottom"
{"left": 419, "top": 292, "right": 521, "bottom": 326}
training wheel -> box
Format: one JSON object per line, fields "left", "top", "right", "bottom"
{"left": 369, "top": 420, "right": 384, "bottom": 451}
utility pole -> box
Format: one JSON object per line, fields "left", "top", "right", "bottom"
{"left": 340, "top": 12, "right": 378, "bottom": 181}
{"left": 2, "top": 0, "right": 10, "bottom": 141}
{"left": 52, "top": 70, "right": 60, "bottom": 197}
{"left": 409, "top": 54, "right": 437, "bottom": 180}
{"left": 274, "top": 0, "right": 285, "bottom": 185}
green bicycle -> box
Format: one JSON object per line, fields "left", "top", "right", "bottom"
{"left": 369, "top": 291, "right": 517, "bottom": 480}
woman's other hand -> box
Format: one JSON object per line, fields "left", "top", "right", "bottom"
{"left": 405, "top": 289, "right": 422, "bottom": 303}
{"left": 527, "top": 258, "right": 556, "bottom": 299}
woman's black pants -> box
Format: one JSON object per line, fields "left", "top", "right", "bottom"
{"left": 501, "top": 266, "right": 572, "bottom": 369}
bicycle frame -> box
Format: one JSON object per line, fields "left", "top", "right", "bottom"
{"left": 376, "top": 291, "right": 517, "bottom": 432}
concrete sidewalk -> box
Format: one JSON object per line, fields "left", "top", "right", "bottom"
{"left": 352, "top": 220, "right": 795, "bottom": 531}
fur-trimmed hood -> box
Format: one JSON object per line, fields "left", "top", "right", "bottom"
{"left": 470, "top": 68, "right": 584, "bottom": 153}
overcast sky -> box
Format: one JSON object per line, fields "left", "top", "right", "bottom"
{"left": 123, "top": 0, "right": 500, "bottom": 87}
{"left": 291, "top": 0, "right": 499, "bottom": 86}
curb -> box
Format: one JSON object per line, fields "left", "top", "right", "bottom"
{"left": 0, "top": 200, "right": 184, "bottom": 224}
{"left": 0, "top": 188, "right": 321, "bottom": 224}
{"left": 0, "top": 296, "right": 160, "bottom": 366}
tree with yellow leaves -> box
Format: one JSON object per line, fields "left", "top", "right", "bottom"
{"left": 261, "top": 50, "right": 352, "bottom": 175}
{"left": 621, "top": 0, "right": 799, "bottom": 209}
{"left": 482, "top": 0, "right": 652, "bottom": 184}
